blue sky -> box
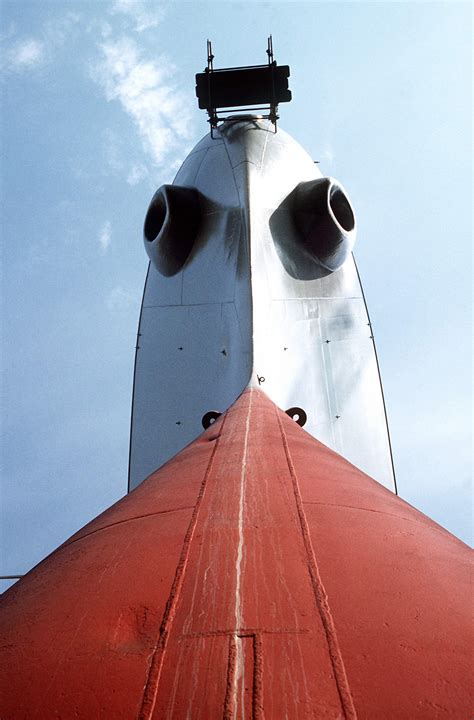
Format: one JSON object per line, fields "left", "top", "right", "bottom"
{"left": 1, "top": 1, "right": 471, "bottom": 591}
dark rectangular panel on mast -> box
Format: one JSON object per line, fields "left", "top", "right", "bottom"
{"left": 195, "top": 65, "right": 291, "bottom": 110}
{"left": 195, "top": 36, "right": 291, "bottom": 130}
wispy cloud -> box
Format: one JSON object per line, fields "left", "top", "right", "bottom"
{"left": 1, "top": 12, "right": 80, "bottom": 74}
{"left": 4, "top": 38, "right": 46, "bottom": 71}
{"left": 106, "top": 285, "right": 136, "bottom": 313}
{"left": 98, "top": 221, "right": 112, "bottom": 254}
{"left": 321, "top": 143, "right": 335, "bottom": 166}
{"left": 103, "top": 128, "right": 123, "bottom": 172}
{"left": 110, "top": 0, "right": 166, "bottom": 33}
{"left": 100, "top": 21, "right": 113, "bottom": 40}
{"left": 43, "top": 12, "right": 81, "bottom": 46}
{"left": 127, "top": 163, "right": 148, "bottom": 185}
{"left": 91, "top": 36, "right": 192, "bottom": 168}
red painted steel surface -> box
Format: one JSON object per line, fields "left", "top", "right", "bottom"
{"left": 0, "top": 389, "right": 471, "bottom": 718}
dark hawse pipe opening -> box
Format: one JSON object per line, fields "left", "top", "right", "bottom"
{"left": 293, "top": 177, "right": 356, "bottom": 272}
{"left": 329, "top": 185, "right": 355, "bottom": 233}
{"left": 144, "top": 191, "right": 167, "bottom": 244}
{"left": 143, "top": 185, "right": 201, "bottom": 277}
{"left": 270, "top": 176, "right": 357, "bottom": 280}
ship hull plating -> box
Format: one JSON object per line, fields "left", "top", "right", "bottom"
{"left": 0, "top": 390, "right": 470, "bottom": 718}
{"left": 129, "top": 120, "right": 395, "bottom": 492}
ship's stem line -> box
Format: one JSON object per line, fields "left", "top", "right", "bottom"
{"left": 231, "top": 388, "right": 253, "bottom": 718}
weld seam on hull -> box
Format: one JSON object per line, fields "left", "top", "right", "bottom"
{"left": 182, "top": 628, "right": 308, "bottom": 638}
{"left": 61, "top": 507, "right": 196, "bottom": 551}
{"left": 223, "top": 631, "right": 264, "bottom": 720}
{"left": 138, "top": 414, "right": 227, "bottom": 720}
{"left": 252, "top": 633, "right": 264, "bottom": 720}
{"left": 223, "top": 634, "right": 238, "bottom": 720}
{"left": 302, "top": 501, "right": 460, "bottom": 539}
{"left": 276, "top": 410, "right": 358, "bottom": 720}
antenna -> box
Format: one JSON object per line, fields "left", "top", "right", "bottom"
{"left": 195, "top": 36, "right": 291, "bottom": 135}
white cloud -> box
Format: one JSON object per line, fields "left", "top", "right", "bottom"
{"left": 6, "top": 39, "right": 45, "bottom": 71}
{"left": 43, "top": 12, "right": 81, "bottom": 47}
{"left": 98, "top": 221, "right": 112, "bottom": 254}
{"left": 106, "top": 285, "right": 136, "bottom": 313}
{"left": 321, "top": 143, "right": 335, "bottom": 165}
{"left": 2, "top": 12, "right": 80, "bottom": 74}
{"left": 91, "top": 36, "right": 192, "bottom": 168}
{"left": 111, "top": 0, "right": 166, "bottom": 32}
{"left": 100, "top": 22, "right": 113, "bottom": 39}
{"left": 103, "top": 128, "right": 123, "bottom": 172}
{"left": 127, "top": 163, "right": 148, "bottom": 185}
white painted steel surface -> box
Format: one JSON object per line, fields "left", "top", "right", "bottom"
{"left": 129, "top": 120, "right": 395, "bottom": 491}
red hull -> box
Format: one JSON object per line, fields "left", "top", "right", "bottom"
{"left": 0, "top": 389, "right": 471, "bottom": 718}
